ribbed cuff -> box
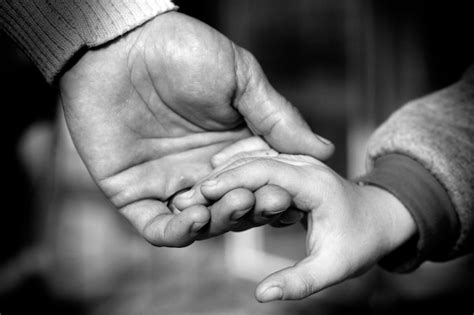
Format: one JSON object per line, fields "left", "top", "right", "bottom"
{"left": 0, "top": 0, "right": 177, "bottom": 84}
{"left": 357, "top": 154, "right": 459, "bottom": 272}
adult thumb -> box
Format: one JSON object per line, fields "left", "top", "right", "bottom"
{"left": 232, "top": 45, "right": 334, "bottom": 160}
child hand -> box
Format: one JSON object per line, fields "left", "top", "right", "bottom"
{"left": 171, "top": 137, "right": 303, "bottom": 238}
{"left": 196, "top": 154, "right": 416, "bottom": 301}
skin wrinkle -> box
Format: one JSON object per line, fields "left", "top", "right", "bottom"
{"left": 33, "top": 9, "right": 337, "bottom": 250}
{"left": 152, "top": 23, "right": 238, "bottom": 131}
{"left": 134, "top": 34, "right": 187, "bottom": 131}
{"left": 104, "top": 125, "right": 245, "bottom": 206}
{"left": 141, "top": 44, "right": 164, "bottom": 125}
{"left": 103, "top": 139, "right": 238, "bottom": 208}
{"left": 230, "top": 43, "right": 251, "bottom": 110}
{"left": 141, "top": 36, "right": 206, "bottom": 133}
{"left": 231, "top": 46, "right": 273, "bottom": 137}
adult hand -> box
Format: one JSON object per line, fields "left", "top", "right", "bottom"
{"left": 59, "top": 12, "right": 334, "bottom": 247}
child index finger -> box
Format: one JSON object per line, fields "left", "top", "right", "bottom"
{"left": 200, "top": 158, "right": 301, "bottom": 200}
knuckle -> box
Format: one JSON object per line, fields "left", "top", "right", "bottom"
{"left": 257, "top": 187, "right": 290, "bottom": 212}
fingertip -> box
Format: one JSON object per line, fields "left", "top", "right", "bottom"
{"left": 314, "top": 139, "right": 335, "bottom": 160}
{"left": 181, "top": 204, "right": 211, "bottom": 226}
{"left": 172, "top": 197, "right": 192, "bottom": 211}
{"left": 303, "top": 133, "right": 335, "bottom": 161}
{"left": 211, "top": 188, "right": 255, "bottom": 222}
{"left": 180, "top": 205, "right": 211, "bottom": 237}
{"left": 255, "top": 286, "right": 283, "bottom": 303}
{"left": 172, "top": 188, "right": 208, "bottom": 210}
{"left": 168, "top": 189, "right": 193, "bottom": 210}
{"left": 256, "top": 259, "right": 322, "bottom": 301}
{"left": 254, "top": 185, "right": 292, "bottom": 216}
{"left": 229, "top": 188, "right": 255, "bottom": 210}
{"left": 316, "top": 143, "right": 336, "bottom": 160}
{"left": 210, "top": 153, "right": 224, "bottom": 168}
{"left": 256, "top": 274, "right": 285, "bottom": 302}
{"left": 200, "top": 179, "right": 223, "bottom": 200}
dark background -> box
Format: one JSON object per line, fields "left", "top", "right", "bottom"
{"left": 1, "top": 1, "right": 473, "bottom": 314}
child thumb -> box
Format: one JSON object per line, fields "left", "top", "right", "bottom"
{"left": 255, "top": 255, "right": 342, "bottom": 302}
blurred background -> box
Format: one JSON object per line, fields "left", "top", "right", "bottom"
{"left": 0, "top": 0, "right": 473, "bottom": 314}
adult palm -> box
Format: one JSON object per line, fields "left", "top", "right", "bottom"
{"left": 59, "top": 12, "right": 333, "bottom": 247}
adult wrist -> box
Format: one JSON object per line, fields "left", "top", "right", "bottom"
{"left": 0, "top": 0, "right": 177, "bottom": 84}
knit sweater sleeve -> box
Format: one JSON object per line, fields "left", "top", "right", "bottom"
{"left": 363, "top": 65, "right": 474, "bottom": 270}
{"left": 0, "top": 0, "right": 177, "bottom": 84}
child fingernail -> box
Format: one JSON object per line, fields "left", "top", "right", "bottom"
{"left": 177, "top": 189, "right": 195, "bottom": 200}
{"left": 259, "top": 286, "right": 283, "bottom": 302}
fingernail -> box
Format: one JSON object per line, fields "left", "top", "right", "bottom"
{"left": 176, "top": 189, "right": 195, "bottom": 200}
{"left": 202, "top": 179, "right": 218, "bottom": 187}
{"left": 278, "top": 210, "right": 304, "bottom": 225}
{"left": 191, "top": 221, "right": 208, "bottom": 233}
{"left": 317, "top": 135, "right": 332, "bottom": 145}
{"left": 259, "top": 286, "right": 283, "bottom": 302}
{"left": 231, "top": 208, "right": 251, "bottom": 221}
{"left": 262, "top": 210, "right": 284, "bottom": 219}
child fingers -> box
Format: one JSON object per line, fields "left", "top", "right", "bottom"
{"left": 201, "top": 159, "right": 299, "bottom": 200}
{"left": 201, "top": 188, "right": 256, "bottom": 237}
{"left": 171, "top": 152, "right": 276, "bottom": 211}
{"left": 249, "top": 184, "right": 292, "bottom": 225}
{"left": 170, "top": 187, "right": 208, "bottom": 212}
{"left": 211, "top": 136, "right": 272, "bottom": 168}
{"left": 254, "top": 184, "right": 292, "bottom": 216}
{"left": 213, "top": 149, "right": 279, "bottom": 173}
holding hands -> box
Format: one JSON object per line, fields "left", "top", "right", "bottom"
{"left": 1, "top": 0, "right": 463, "bottom": 305}
{"left": 59, "top": 12, "right": 333, "bottom": 247}
{"left": 58, "top": 10, "right": 415, "bottom": 302}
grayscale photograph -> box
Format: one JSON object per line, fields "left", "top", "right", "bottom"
{"left": 0, "top": 1, "right": 473, "bottom": 314}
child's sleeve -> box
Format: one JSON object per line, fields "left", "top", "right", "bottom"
{"left": 0, "top": 0, "right": 177, "bottom": 84}
{"left": 358, "top": 65, "right": 474, "bottom": 272}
